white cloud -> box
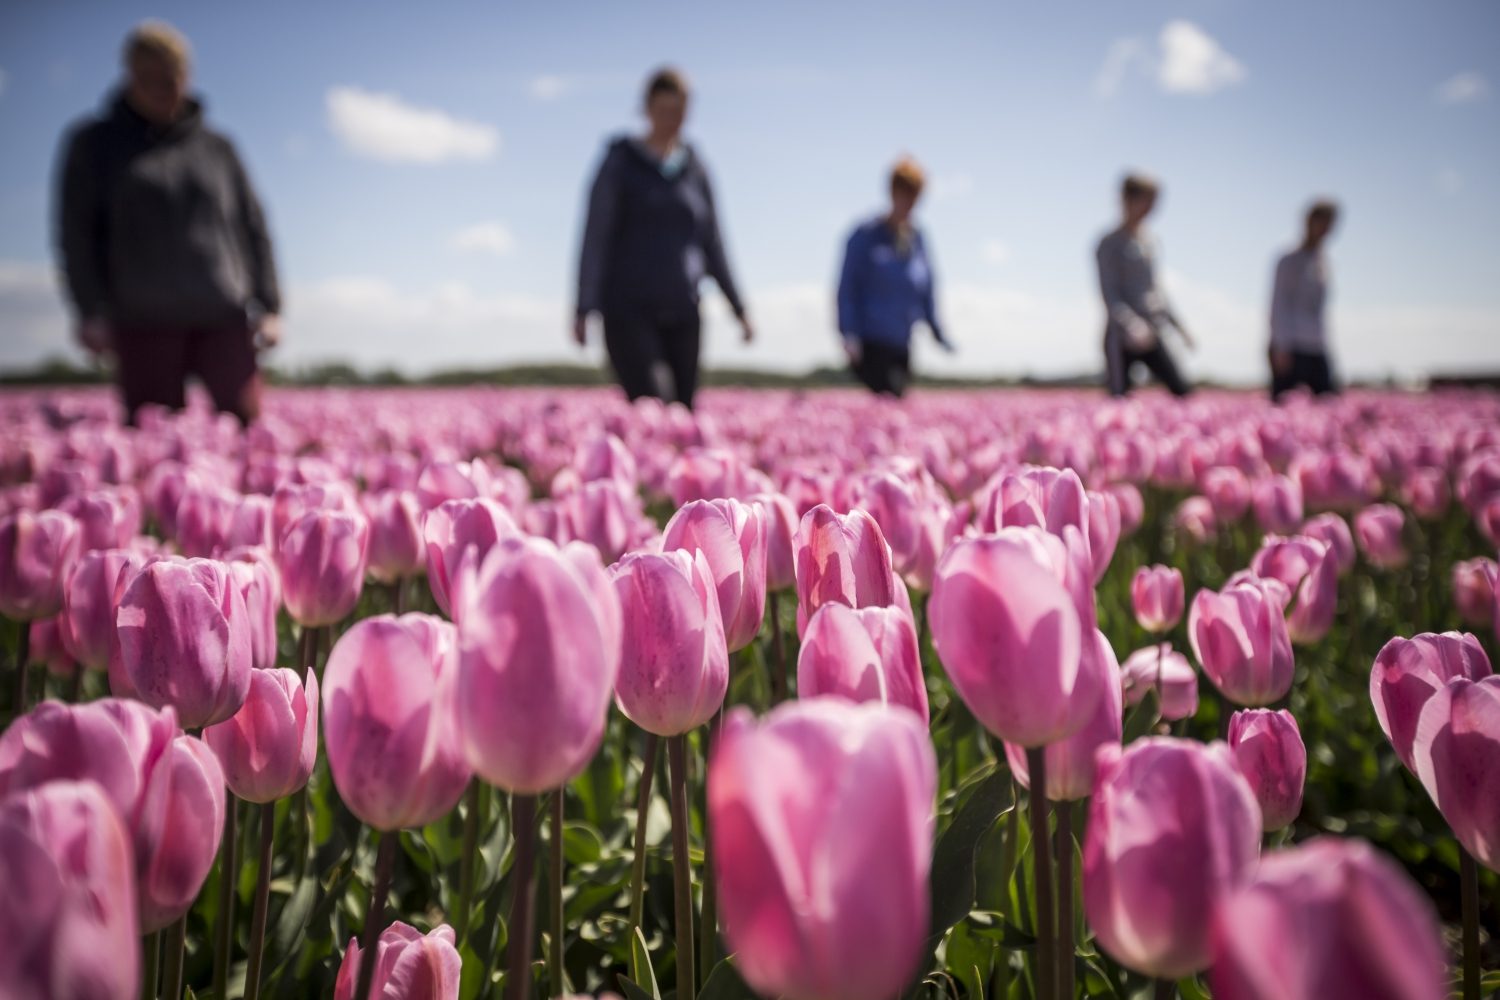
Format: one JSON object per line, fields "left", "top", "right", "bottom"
{"left": 0, "top": 261, "right": 73, "bottom": 367}
{"left": 325, "top": 86, "right": 500, "bottom": 164}
{"left": 1094, "top": 38, "right": 1147, "bottom": 99}
{"left": 1157, "top": 20, "right": 1246, "bottom": 95}
{"left": 527, "top": 75, "right": 573, "bottom": 102}
{"left": 980, "top": 239, "right": 1012, "bottom": 266}
{"left": 1436, "top": 167, "right": 1464, "bottom": 196}
{"left": 451, "top": 222, "right": 516, "bottom": 256}
{"left": 1436, "top": 72, "right": 1488, "bottom": 105}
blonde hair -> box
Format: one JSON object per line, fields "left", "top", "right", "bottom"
{"left": 123, "top": 21, "right": 192, "bottom": 75}
{"left": 890, "top": 156, "right": 926, "bottom": 196}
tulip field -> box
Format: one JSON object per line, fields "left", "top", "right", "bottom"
{"left": 3, "top": 384, "right": 1500, "bottom": 1000}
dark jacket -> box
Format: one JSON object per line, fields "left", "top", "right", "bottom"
{"left": 54, "top": 92, "right": 280, "bottom": 329}
{"left": 576, "top": 136, "right": 744, "bottom": 319}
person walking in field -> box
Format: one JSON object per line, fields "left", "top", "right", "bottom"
{"left": 835, "top": 157, "right": 952, "bottom": 398}
{"left": 574, "top": 67, "right": 753, "bottom": 410}
{"left": 1096, "top": 172, "right": 1195, "bottom": 397}
{"left": 1269, "top": 200, "right": 1340, "bottom": 400}
{"left": 55, "top": 21, "right": 282, "bottom": 426}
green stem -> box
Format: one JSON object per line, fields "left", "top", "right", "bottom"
{"left": 13, "top": 618, "right": 31, "bottom": 717}
{"left": 212, "top": 796, "right": 239, "bottom": 1000}
{"left": 668, "top": 735, "right": 697, "bottom": 1000}
{"left": 1026, "top": 748, "right": 1056, "bottom": 1000}
{"left": 1154, "top": 978, "right": 1176, "bottom": 1000}
{"left": 297, "top": 625, "right": 315, "bottom": 683}
{"left": 549, "top": 789, "right": 566, "bottom": 996}
{"left": 66, "top": 663, "right": 83, "bottom": 703}
{"left": 504, "top": 794, "right": 539, "bottom": 1000}
{"left": 1056, "top": 803, "right": 1075, "bottom": 999}
{"left": 354, "top": 830, "right": 398, "bottom": 1000}
{"left": 1460, "top": 845, "right": 1480, "bottom": 1000}
{"left": 244, "top": 801, "right": 277, "bottom": 1000}
{"left": 768, "top": 591, "right": 787, "bottom": 702}
{"left": 391, "top": 578, "right": 406, "bottom": 615}
{"left": 141, "top": 930, "right": 160, "bottom": 1000}
{"left": 161, "top": 914, "right": 187, "bottom": 1000}
{"left": 628, "top": 733, "right": 660, "bottom": 935}
{"left": 455, "top": 780, "right": 486, "bottom": 945}
{"left": 699, "top": 718, "right": 721, "bottom": 987}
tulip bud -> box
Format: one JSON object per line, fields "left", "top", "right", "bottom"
{"left": 1300, "top": 512, "right": 1355, "bottom": 574}
{"left": 1227, "top": 709, "right": 1306, "bottom": 831}
{"left": 139, "top": 734, "right": 226, "bottom": 932}
{"left": 1251, "top": 474, "right": 1304, "bottom": 534}
{"left": 422, "top": 497, "right": 518, "bottom": 621}
{"left": 276, "top": 508, "right": 370, "bottom": 627}
{"left": 798, "top": 603, "right": 928, "bottom": 723}
{"left": 1403, "top": 467, "right": 1451, "bottom": 521}
{"left": 1202, "top": 466, "right": 1252, "bottom": 522}
{"left": 792, "top": 504, "right": 899, "bottom": 637}
{"left": 1004, "top": 628, "right": 1123, "bottom": 800}
{"left": 59, "top": 488, "right": 141, "bottom": 552}
{"left": 1353, "top": 503, "right": 1407, "bottom": 569}
{"left": 1131, "top": 565, "right": 1184, "bottom": 633}
{"left": 1453, "top": 558, "right": 1498, "bottom": 628}
{"left": 334, "top": 922, "right": 462, "bottom": 1000}
{"left": 748, "top": 491, "right": 799, "bottom": 592}
{"left": 0, "top": 508, "right": 81, "bottom": 621}
{"left": 1188, "top": 577, "right": 1296, "bottom": 707}
{"left": 1120, "top": 643, "right": 1199, "bottom": 721}
{"left": 1174, "top": 496, "right": 1217, "bottom": 543}
{"left": 362, "top": 489, "right": 424, "bottom": 585}
{"left": 1369, "top": 631, "right": 1490, "bottom": 772}
{"left": 1251, "top": 535, "right": 1339, "bottom": 645}
{"left": 204, "top": 667, "right": 319, "bottom": 803}
{"left": 1411, "top": 675, "right": 1500, "bottom": 871}
{"left": 662, "top": 498, "right": 768, "bottom": 652}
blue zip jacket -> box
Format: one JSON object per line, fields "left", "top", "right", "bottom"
{"left": 836, "top": 216, "right": 943, "bottom": 348}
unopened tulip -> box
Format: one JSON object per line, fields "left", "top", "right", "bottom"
{"left": 748, "top": 491, "right": 799, "bottom": 592}
{"left": 930, "top": 532, "right": 1088, "bottom": 747}
{"left": 323, "top": 614, "right": 472, "bottom": 830}
{"left": 1188, "top": 577, "right": 1295, "bottom": 706}
{"left": 856, "top": 472, "right": 921, "bottom": 572}
{"left": 1227, "top": 709, "right": 1306, "bottom": 831}
{"left": 0, "top": 508, "right": 81, "bottom": 620}
{"left": 611, "top": 550, "right": 728, "bottom": 736}
{"left": 0, "top": 780, "right": 139, "bottom": 1000}
{"left": 1083, "top": 737, "right": 1261, "bottom": 978}
{"left": 224, "top": 546, "right": 281, "bottom": 671}
{"left": 334, "top": 922, "right": 462, "bottom": 1000}
{"left": 1252, "top": 475, "right": 1303, "bottom": 534}
{"left": 363, "top": 489, "right": 424, "bottom": 585}
{"left": 792, "top": 504, "right": 899, "bottom": 637}
{"left": 117, "top": 557, "right": 253, "bottom": 728}
{"left": 138, "top": 733, "right": 226, "bottom": 932}
{"left": 1005, "top": 628, "right": 1122, "bottom": 800}
{"left": 1354, "top": 503, "right": 1407, "bottom": 569}
{"left": 1106, "top": 482, "right": 1145, "bottom": 538}
{"left": 1085, "top": 488, "right": 1122, "bottom": 583}
{"left": 1120, "top": 644, "right": 1199, "bottom": 721}
{"left": 709, "top": 699, "right": 936, "bottom": 1000}
{"left": 1300, "top": 512, "right": 1356, "bottom": 574}
{"left": 455, "top": 538, "right": 621, "bottom": 794}
{"left": 277, "top": 508, "right": 370, "bottom": 627}
{"left": 1403, "top": 467, "right": 1451, "bottom": 521}
{"left": 1412, "top": 675, "right": 1500, "bottom": 870}
{"left": 204, "top": 667, "right": 319, "bottom": 803}
{"left": 1210, "top": 837, "right": 1447, "bottom": 1000}
{"left": 1369, "top": 631, "right": 1491, "bottom": 771}
{"left": 1453, "top": 558, "right": 1498, "bottom": 627}
{"left": 798, "top": 602, "right": 928, "bottom": 723}
{"left": 662, "top": 498, "right": 768, "bottom": 651}
{"left": 1174, "top": 495, "right": 1217, "bottom": 543}
{"left": 173, "top": 485, "right": 238, "bottom": 557}
{"left": 62, "top": 550, "right": 144, "bottom": 671}
{"left": 1202, "top": 466, "right": 1252, "bottom": 521}
{"left": 983, "top": 465, "right": 1088, "bottom": 537}
{"left": 1251, "top": 535, "right": 1339, "bottom": 644}
{"left": 422, "top": 497, "right": 518, "bottom": 620}
{"left": 1132, "top": 564, "right": 1184, "bottom": 633}
{"left": 59, "top": 488, "right": 141, "bottom": 552}
{"left": 270, "top": 480, "right": 358, "bottom": 545}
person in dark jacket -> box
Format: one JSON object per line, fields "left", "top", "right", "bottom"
{"left": 1268, "top": 200, "right": 1339, "bottom": 401}
{"left": 54, "top": 21, "right": 281, "bottom": 426}
{"left": 573, "top": 67, "right": 753, "bottom": 409}
{"left": 836, "top": 157, "right": 952, "bottom": 397}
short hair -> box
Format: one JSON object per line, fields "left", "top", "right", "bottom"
{"left": 124, "top": 20, "right": 192, "bottom": 74}
{"left": 1121, "top": 172, "right": 1160, "bottom": 201}
{"left": 1307, "top": 199, "right": 1339, "bottom": 225}
{"left": 644, "top": 67, "right": 689, "bottom": 105}
{"left": 890, "top": 156, "right": 926, "bottom": 196}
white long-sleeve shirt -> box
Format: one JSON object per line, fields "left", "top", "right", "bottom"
{"left": 1269, "top": 248, "right": 1329, "bottom": 354}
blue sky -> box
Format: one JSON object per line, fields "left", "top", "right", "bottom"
{"left": 1, "top": 1, "right": 1496, "bottom": 383}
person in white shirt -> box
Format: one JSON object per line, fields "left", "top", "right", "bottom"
{"left": 1268, "top": 200, "right": 1339, "bottom": 400}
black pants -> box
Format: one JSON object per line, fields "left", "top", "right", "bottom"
{"left": 1106, "top": 338, "right": 1190, "bottom": 397}
{"left": 603, "top": 305, "right": 702, "bottom": 408}
{"left": 851, "top": 341, "right": 912, "bottom": 397}
{"left": 112, "top": 324, "right": 261, "bottom": 426}
{"left": 1271, "top": 350, "right": 1336, "bottom": 401}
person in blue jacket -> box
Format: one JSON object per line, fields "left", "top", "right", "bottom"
{"left": 836, "top": 157, "right": 952, "bottom": 397}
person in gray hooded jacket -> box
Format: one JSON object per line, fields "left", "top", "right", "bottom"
{"left": 54, "top": 21, "right": 280, "bottom": 425}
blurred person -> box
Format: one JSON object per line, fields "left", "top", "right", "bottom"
{"left": 574, "top": 67, "right": 753, "bottom": 410}
{"left": 54, "top": 21, "right": 281, "bottom": 426}
{"left": 835, "top": 157, "right": 952, "bottom": 398}
{"left": 1269, "top": 200, "right": 1339, "bottom": 401}
{"left": 1096, "top": 173, "right": 1195, "bottom": 397}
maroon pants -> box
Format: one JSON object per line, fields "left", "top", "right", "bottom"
{"left": 112, "top": 325, "right": 261, "bottom": 426}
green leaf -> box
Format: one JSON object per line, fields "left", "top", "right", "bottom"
{"left": 616, "top": 977, "right": 658, "bottom": 1000}
{"left": 629, "top": 925, "right": 662, "bottom": 999}
{"left": 699, "top": 957, "right": 760, "bottom": 1000}
{"left": 926, "top": 765, "right": 1015, "bottom": 951}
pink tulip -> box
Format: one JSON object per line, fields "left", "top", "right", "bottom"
{"left": 792, "top": 504, "right": 899, "bottom": 637}
{"left": 1174, "top": 495, "right": 1217, "bottom": 543}
{"left": 1251, "top": 535, "right": 1339, "bottom": 644}
{"left": 204, "top": 667, "right": 318, "bottom": 802}
{"left": 748, "top": 491, "right": 799, "bottom": 592}
{"left": 173, "top": 485, "right": 237, "bottom": 557}
{"left": 270, "top": 480, "right": 358, "bottom": 545}
{"left": 1004, "top": 628, "right": 1122, "bottom": 800}
{"left": 117, "top": 557, "right": 253, "bottom": 729}
{"left": 0, "top": 508, "right": 81, "bottom": 620}
{"left": 61, "top": 549, "right": 144, "bottom": 671}
{"left": 709, "top": 699, "right": 936, "bottom": 1000}
{"left": 1403, "top": 467, "right": 1451, "bottom": 521}
{"left": 0, "top": 781, "right": 139, "bottom": 1000}
{"left": 323, "top": 613, "right": 472, "bottom": 830}
{"left": 1210, "top": 837, "right": 1447, "bottom": 1000}
{"left": 1106, "top": 482, "right": 1145, "bottom": 537}
{"left": 1252, "top": 475, "right": 1304, "bottom": 534}
{"left": 1452, "top": 557, "right": 1497, "bottom": 628}
{"left": 1188, "top": 577, "right": 1296, "bottom": 707}
{"left": 1085, "top": 489, "right": 1122, "bottom": 583}
{"left": 576, "top": 432, "right": 638, "bottom": 491}
{"left": 30, "top": 614, "right": 77, "bottom": 676}
{"left": 276, "top": 508, "right": 370, "bottom": 627}
{"left": 1300, "top": 512, "right": 1356, "bottom": 574}
{"left": 662, "top": 498, "right": 768, "bottom": 652}
{"left": 224, "top": 493, "right": 274, "bottom": 552}
{"left": 903, "top": 498, "right": 961, "bottom": 592}
{"left": 1120, "top": 643, "right": 1199, "bottom": 721}
{"left": 59, "top": 488, "right": 141, "bottom": 552}
{"left": 1131, "top": 564, "right": 1184, "bottom": 633}
{"left": 416, "top": 458, "right": 493, "bottom": 511}
{"left": 1354, "top": 503, "right": 1407, "bottom": 569}
{"left": 930, "top": 532, "right": 1089, "bottom": 747}
{"left": 334, "top": 922, "right": 462, "bottom": 1000}
{"left": 855, "top": 472, "right": 921, "bottom": 572}
{"left": 1227, "top": 709, "right": 1306, "bottom": 831}
{"left": 611, "top": 550, "right": 728, "bottom": 736}
{"left": 982, "top": 465, "right": 1088, "bottom": 537}
{"left": 363, "top": 489, "right": 424, "bottom": 585}
{"left": 797, "top": 602, "right": 929, "bottom": 723}
{"left": 1202, "top": 466, "right": 1252, "bottom": 521}
{"left": 421, "top": 497, "right": 518, "bottom": 621}
{"left": 455, "top": 538, "right": 621, "bottom": 794}
{"left": 1369, "top": 631, "right": 1491, "bottom": 772}
{"left": 138, "top": 733, "right": 227, "bottom": 932}
{"left": 1083, "top": 737, "right": 1262, "bottom": 978}
{"left": 1412, "top": 675, "right": 1500, "bottom": 870}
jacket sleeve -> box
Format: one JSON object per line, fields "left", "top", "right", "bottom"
{"left": 54, "top": 125, "right": 109, "bottom": 319}
{"left": 699, "top": 165, "right": 746, "bottom": 318}
{"left": 919, "top": 233, "right": 942, "bottom": 340}
{"left": 836, "top": 228, "right": 865, "bottom": 340}
{"left": 1096, "top": 238, "right": 1149, "bottom": 332}
{"left": 576, "top": 146, "right": 620, "bottom": 317}
{"left": 228, "top": 142, "right": 281, "bottom": 315}
{"left": 1268, "top": 254, "right": 1296, "bottom": 349}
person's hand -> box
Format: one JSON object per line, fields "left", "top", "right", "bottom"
{"left": 1269, "top": 348, "right": 1293, "bottom": 376}
{"left": 254, "top": 313, "right": 283, "bottom": 351}
{"left": 76, "top": 316, "right": 111, "bottom": 356}
{"left": 933, "top": 329, "right": 956, "bottom": 354}
{"left": 739, "top": 314, "right": 755, "bottom": 344}
{"left": 843, "top": 336, "right": 863, "bottom": 364}
{"left": 1174, "top": 324, "right": 1197, "bottom": 351}
{"left": 572, "top": 314, "right": 589, "bottom": 347}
